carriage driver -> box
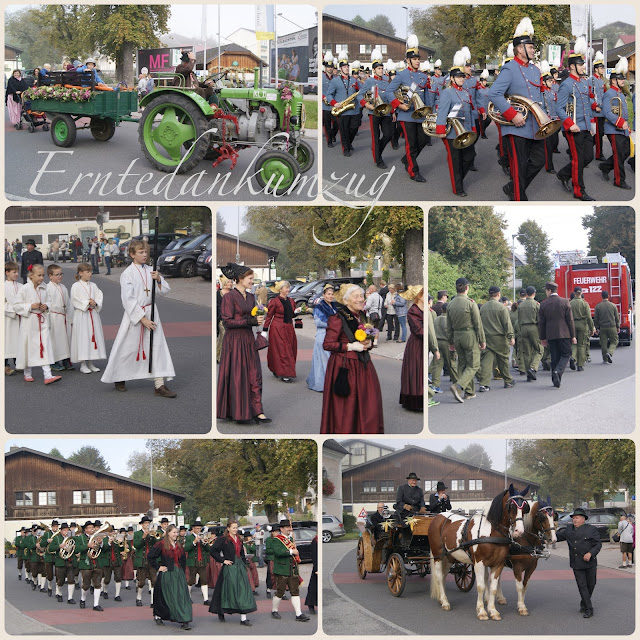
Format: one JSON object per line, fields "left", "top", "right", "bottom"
{"left": 394, "top": 472, "right": 428, "bottom": 515}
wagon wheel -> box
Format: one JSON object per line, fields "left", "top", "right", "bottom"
{"left": 90, "top": 117, "right": 116, "bottom": 142}
{"left": 356, "top": 538, "right": 367, "bottom": 580}
{"left": 50, "top": 114, "right": 77, "bottom": 148}
{"left": 453, "top": 562, "right": 475, "bottom": 592}
{"left": 386, "top": 553, "right": 406, "bottom": 597}
{"left": 288, "top": 139, "right": 314, "bottom": 173}
{"left": 139, "top": 94, "right": 210, "bottom": 174}
{"left": 254, "top": 150, "right": 301, "bottom": 196}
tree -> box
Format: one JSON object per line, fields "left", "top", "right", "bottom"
{"left": 216, "top": 210, "right": 226, "bottom": 233}
{"left": 155, "top": 206, "right": 211, "bottom": 234}
{"left": 48, "top": 447, "right": 65, "bottom": 460}
{"left": 351, "top": 15, "right": 367, "bottom": 27}
{"left": 440, "top": 445, "right": 459, "bottom": 458}
{"left": 126, "top": 450, "right": 182, "bottom": 493}
{"left": 516, "top": 219, "right": 553, "bottom": 301}
{"left": 67, "top": 446, "right": 110, "bottom": 471}
{"left": 367, "top": 14, "right": 396, "bottom": 37}
{"left": 457, "top": 443, "right": 493, "bottom": 470}
{"left": 582, "top": 207, "right": 635, "bottom": 278}
{"left": 427, "top": 251, "right": 459, "bottom": 299}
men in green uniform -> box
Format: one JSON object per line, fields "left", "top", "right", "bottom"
{"left": 428, "top": 297, "right": 440, "bottom": 406}
{"left": 41, "top": 520, "right": 59, "bottom": 596}
{"left": 446, "top": 278, "right": 485, "bottom": 402}
{"left": 430, "top": 303, "right": 458, "bottom": 392}
{"left": 73, "top": 520, "right": 104, "bottom": 611}
{"left": 133, "top": 516, "right": 157, "bottom": 607}
{"left": 14, "top": 527, "right": 28, "bottom": 581}
{"left": 569, "top": 287, "right": 595, "bottom": 371}
{"left": 184, "top": 518, "right": 211, "bottom": 605}
{"left": 47, "top": 522, "right": 76, "bottom": 603}
{"left": 512, "top": 289, "right": 526, "bottom": 373}
{"left": 98, "top": 529, "right": 125, "bottom": 601}
{"left": 270, "top": 520, "right": 309, "bottom": 622}
{"left": 594, "top": 290, "right": 620, "bottom": 363}
{"left": 477, "top": 286, "right": 515, "bottom": 391}
{"left": 27, "top": 525, "right": 45, "bottom": 591}
{"left": 518, "top": 286, "right": 543, "bottom": 381}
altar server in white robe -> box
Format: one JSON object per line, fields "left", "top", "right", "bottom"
{"left": 5, "top": 261, "right": 23, "bottom": 375}
{"left": 46, "top": 264, "right": 74, "bottom": 371}
{"left": 101, "top": 240, "right": 176, "bottom": 397}
{"left": 15, "top": 264, "right": 62, "bottom": 384}
{"left": 70, "top": 262, "right": 107, "bottom": 373}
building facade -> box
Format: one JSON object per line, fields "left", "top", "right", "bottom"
{"left": 216, "top": 231, "right": 279, "bottom": 283}
{"left": 322, "top": 440, "right": 349, "bottom": 519}
{"left": 340, "top": 439, "right": 395, "bottom": 470}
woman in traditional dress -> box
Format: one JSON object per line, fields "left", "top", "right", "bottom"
{"left": 306, "top": 284, "right": 337, "bottom": 391}
{"left": 263, "top": 280, "right": 299, "bottom": 383}
{"left": 399, "top": 286, "right": 424, "bottom": 411}
{"left": 208, "top": 520, "right": 257, "bottom": 627}
{"left": 216, "top": 276, "right": 233, "bottom": 363}
{"left": 216, "top": 263, "right": 272, "bottom": 424}
{"left": 304, "top": 534, "right": 318, "bottom": 614}
{"left": 320, "top": 284, "right": 384, "bottom": 434}
{"left": 6, "top": 69, "right": 27, "bottom": 127}
{"left": 147, "top": 524, "right": 192, "bottom": 630}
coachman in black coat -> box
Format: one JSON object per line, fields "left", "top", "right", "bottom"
{"left": 394, "top": 473, "right": 427, "bottom": 514}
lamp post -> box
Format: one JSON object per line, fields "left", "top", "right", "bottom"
{"left": 511, "top": 233, "right": 522, "bottom": 302}
{"left": 402, "top": 6, "right": 409, "bottom": 39}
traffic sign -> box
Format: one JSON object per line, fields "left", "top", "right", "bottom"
{"left": 359, "top": 508, "right": 367, "bottom": 518}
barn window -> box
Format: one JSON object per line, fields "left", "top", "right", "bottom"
{"left": 38, "top": 491, "right": 56, "bottom": 505}
{"left": 73, "top": 490, "right": 91, "bottom": 505}
{"left": 468, "top": 480, "right": 483, "bottom": 491}
{"left": 363, "top": 480, "right": 376, "bottom": 493}
{"left": 15, "top": 491, "right": 33, "bottom": 506}
{"left": 380, "top": 480, "right": 394, "bottom": 492}
{"left": 450, "top": 480, "right": 465, "bottom": 491}
{"left": 96, "top": 490, "right": 113, "bottom": 504}
{"left": 425, "top": 480, "right": 438, "bottom": 492}
{"left": 352, "top": 447, "right": 364, "bottom": 456}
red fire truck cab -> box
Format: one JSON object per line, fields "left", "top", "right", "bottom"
{"left": 555, "top": 252, "right": 634, "bottom": 345}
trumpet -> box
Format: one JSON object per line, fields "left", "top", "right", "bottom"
{"left": 331, "top": 92, "right": 358, "bottom": 116}
{"left": 487, "top": 94, "right": 562, "bottom": 139}
{"left": 394, "top": 85, "right": 432, "bottom": 119}
{"left": 565, "top": 91, "right": 577, "bottom": 121}
{"left": 148, "top": 529, "right": 164, "bottom": 541}
{"left": 364, "top": 89, "right": 391, "bottom": 116}
{"left": 611, "top": 95, "right": 623, "bottom": 117}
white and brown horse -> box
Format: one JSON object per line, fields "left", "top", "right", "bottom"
{"left": 428, "top": 484, "right": 530, "bottom": 621}
{"left": 493, "top": 498, "right": 557, "bottom": 616}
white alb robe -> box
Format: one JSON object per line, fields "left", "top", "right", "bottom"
{"left": 4, "top": 280, "right": 23, "bottom": 359}
{"left": 46, "top": 281, "right": 72, "bottom": 361}
{"left": 70, "top": 280, "right": 107, "bottom": 361}
{"left": 15, "top": 281, "right": 54, "bottom": 368}
{"left": 101, "top": 263, "right": 175, "bottom": 383}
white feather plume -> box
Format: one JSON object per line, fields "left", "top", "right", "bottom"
{"left": 594, "top": 51, "right": 604, "bottom": 64}
{"left": 539, "top": 60, "right": 550, "bottom": 76}
{"left": 338, "top": 51, "right": 349, "bottom": 64}
{"left": 507, "top": 43, "right": 514, "bottom": 58}
{"left": 514, "top": 16, "right": 534, "bottom": 38}
{"left": 453, "top": 50, "right": 466, "bottom": 68}
{"left": 371, "top": 48, "right": 383, "bottom": 63}
{"left": 615, "top": 56, "right": 628, "bottom": 75}
{"left": 480, "top": 69, "right": 489, "bottom": 79}
{"left": 323, "top": 51, "right": 333, "bottom": 64}
{"left": 396, "top": 61, "right": 405, "bottom": 71}
{"left": 352, "top": 60, "right": 361, "bottom": 69}
{"left": 461, "top": 46, "right": 471, "bottom": 63}
{"left": 333, "top": 58, "right": 338, "bottom": 66}
{"left": 435, "top": 59, "right": 442, "bottom": 68}
{"left": 386, "top": 58, "right": 394, "bottom": 70}
{"left": 419, "top": 61, "right": 427, "bottom": 71}
{"left": 407, "top": 34, "right": 419, "bottom": 49}
{"left": 573, "top": 36, "right": 588, "bottom": 57}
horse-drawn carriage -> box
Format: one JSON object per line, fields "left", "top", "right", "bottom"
{"left": 356, "top": 508, "right": 475, "bottom": 597}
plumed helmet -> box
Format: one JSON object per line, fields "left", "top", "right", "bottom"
{"left": 513, "top": 17, "right": 535, "bottom": 47}
{"left": 337, "top": 50, "right": 349, "bottom": 66}
{"left": 323, "top": 51, "right": 334, "bottom": 67}
{"left": 406, "top": 34, "right": 420, "bottom": 59}
{"left": 568, "top": 36, "right": 588, "bottom": 66}
{"left": 611, "top": 56, "right": 629, "bottom": 80}
{"left": 371, "top": 48, "right": 383, "bottom": 68}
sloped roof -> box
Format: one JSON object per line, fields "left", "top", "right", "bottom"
{"left": 607, "top": 42, "right": 636, "bottom": 65}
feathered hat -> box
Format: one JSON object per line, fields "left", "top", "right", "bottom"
{"left": 220, "top": 262, "right": 251, "bottom": 281}
{"left": 406, "top": 34, "right": 420, "bottom": 59}
{"left": 480, "top": 68, "right": 489, "bottom": 80}
{"left": 337, "top": 50, "right": 349, "bottom": 66}
{"left": 351, "top": 59, "right": 361, "bottom": 72}
{"left": 567, "top": 36, "right": 588, "bottom": 66}
{"left": 434, "top": 58, "right": 442, "bottom": 69}
{"left": 501, "top": 43, "right": 514, "bottom": 68}
{"left": 610, "top": 56, "right": 628, "bottom": 80}
{"left": 323, "top": 51, "right": 334, "bottom": 68}
{"left": 539, "top": 60, "right": 551, "bottom": 80}
{"left": 593, "top": 50, "right": 605, "bottom": 69}
{"left": 461, "top": 46, "right": 471, "bottom": 65}
{"left": 385, "top": 58, "right": 394, "bottom": 72}
{"left": 513, "top": 17, "right": 535, "bottom": 47}
{"left": 371, "top": 48, "right": 383, "bottom": 69}
{"left": 333, "top": 57, "right": 338, "bottom": 67}
{"left": 450, "top": 50, "right": 467, "bottom": 77}
{"left": 400, "top": 285, "right": 424, "bottom": 301}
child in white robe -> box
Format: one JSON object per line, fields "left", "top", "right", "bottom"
{"left": 5, "top": 261, "right": 23, "bottom": 375}
{"left": 70, "top": 263, "right": 107, "bottom": 373}
{"left": 101, "top": 240, "right": 176, "bottom": 397}
{"left": 14, "top": 264, "right": 62, "bottom": 384}
{"left": 46, "top": 264, "right": 74, "bottom": 371}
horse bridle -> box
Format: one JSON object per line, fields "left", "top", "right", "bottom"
{"left": 535, "top": 506, "right": 557, "bottom": 540}
{"left": 507, "top": 495, "right": 530, "bottom": 534}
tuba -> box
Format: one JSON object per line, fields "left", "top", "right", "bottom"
{"left": 35, "top": 522, "right": 51, "bottom": 556}
{"left": 365, "top": 89, "right": 391, "bottom": 116}
{"left": 487, "top": 94, "right": 562, "bottom": 139}
{"left": 394, "top": 86, "right": 432, "bottom": 119}
{"left": 59, "top": 535, "right": 76, "bottom": 560}
{"left": 331, "top": 92, "right": 357, "bottom": 116}
{"left": 87, "top": 522, "right": 111, "bottom": 559}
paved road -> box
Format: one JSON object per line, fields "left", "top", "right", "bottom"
{"left": 5, "top": 112, "right": 317, "bottom": 202}
{"left": 322, "top": 115, "right": 635, "bottom": 203}
{"left": 324, "top": 540, "right": 635, "bottom": 635}
{"left": 216, "top": 322, "right": 423, "bottom": 435}
{"left": 5, "top": 262, "right": 212, "bottom": 433}
{"left": 428, "top": 343, "right": 635, "bottom": 434}
{"left": 4, "top": 558, "right": 316, "bottom": 636}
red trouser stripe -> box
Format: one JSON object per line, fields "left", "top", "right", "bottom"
{"left": 543, "top": 137, "right": 549, "bottom": 170}
{"left": 400, "top": 121, "right": 415, "bottom": 177}
{"left": 443, "top": 138, "right": 457, "bottom": 194}
{"left": 611, "top": 135, "right": 621, "bottom": 186}
{"left": 369, "top": 115, "right": 377, "bottom": 164}
{"left": 566, "top": 133, "right": 582, "bottom": 198}
{"left": 509, "top": 136, "right": 520, "bottom": 200}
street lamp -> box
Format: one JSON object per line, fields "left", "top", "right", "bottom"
{"left": 511, "top": 233, "right": 523, "bottom": 301}
{"left": 402, "top": 6, "right": 409, "bottom": 39}
{"left": 277, "top": 12, "right": 304, "bottom": 31}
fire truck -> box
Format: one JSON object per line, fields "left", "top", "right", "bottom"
{"left": 555, "top": 252, "right": 634, "bottom": 345}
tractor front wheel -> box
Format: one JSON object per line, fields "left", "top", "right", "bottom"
{"left": 51, "top": 114, "right": 77, "bottom": 148}
{"left": 90, "top": 117, "right": 116, "bottom": 142}
{"left": 289, "top": 139, "right": 314, "bottom": 173}
{"left": 254, "top": 150, "right": 301, "bottom": 196}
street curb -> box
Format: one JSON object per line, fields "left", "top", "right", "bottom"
{"left": 4, "top": 599, "right": 71, "bottom": 635}
{"left": 327, "top": 542, "right": 416, "bottom": 636}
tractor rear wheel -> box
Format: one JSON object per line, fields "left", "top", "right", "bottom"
{"left": 254, "top": 150, "right": 301, "bottom": 196}
{"left": 139, "top": 94, "right": 210, "bottom": 173}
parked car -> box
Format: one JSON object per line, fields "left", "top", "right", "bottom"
{"left": 157, "top": 234, "right": 212, "bottom": 278}
{"left": 556, "top": 508, "right": 627, "bottom": 541}
{"left": 119, "top": 232, "right": 185, "bottom": 264}
{"left": 268, "top": 277, "right": 365, "bottom": 307}
{"left": 197, "top": 246, "right": 212, "bottom": 280}
{"left": 164, "top": 236, "right": 195, "bottom": 253}
{"left": 321, "top": 514, "right": 345, "bottom": 542}
{"left": 292, "top": 526, "right": 317, "bottom": 562}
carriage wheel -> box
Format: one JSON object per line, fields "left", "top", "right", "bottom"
{"left": 453, "top": 563, "right": 475, "bottom": 592}
{"left": 387, "top": 553, "right": 406, "bottom": 597}
{"left": 356, "top": 538, "right": 367, "bottom": 580}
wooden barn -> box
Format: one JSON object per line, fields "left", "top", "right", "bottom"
{"left": 196, "top": 44, "right": 263, "bottom": 74}
{"left": 216, "top": 231, "right": 279, "bottom": 269}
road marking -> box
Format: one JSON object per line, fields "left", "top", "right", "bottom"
{"left": 328, "top": 543, "right": 416, "bottom": 636}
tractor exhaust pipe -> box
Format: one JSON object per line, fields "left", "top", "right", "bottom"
{"left": 254, "top": 67, "right": 260, "bottom": 89}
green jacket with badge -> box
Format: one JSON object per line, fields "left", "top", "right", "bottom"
{"left": 184, "top": 533, "right": 210, "bottom": 567}
{"left": 133, "top": 530, "right": 155, "bottom": 568}
{"left": 265, "top": 534, "right": 275, "bottom": 562}
{"left": 97, "top": 536, "right": 124, "bottom": 568}
{"left": 25, "top": 534, "right": 40, "bottom": 563}
{"left": 271, "top": 534, "right": 300, "bottom": 577}
{"left": 73, "top": 532, "right": 99, "bottom": 570}
{"left": 41, "top": 528, "right": 57, "bottom": 563}
{"left": 46, "top": 532, "right": 73, "bottom": 568}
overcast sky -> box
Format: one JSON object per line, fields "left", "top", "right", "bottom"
{"left": 219, "top": 206, "right": 248, "bottom": 236}
{"left": 323, "top": 5, "right": 635, "bottom": 40}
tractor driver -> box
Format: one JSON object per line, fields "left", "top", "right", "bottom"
{"left": 174, "top": 51, "right": 216, "bottom": 103}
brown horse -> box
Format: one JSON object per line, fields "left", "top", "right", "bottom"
{"left": 428, "top": 484, "right": 530, "bottom": 620}
{"left": 493, "top": 498, "right": 557, "bottom": 615}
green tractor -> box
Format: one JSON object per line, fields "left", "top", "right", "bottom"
{"left": 138, "top": 68, "right": 314, "bottom": 194}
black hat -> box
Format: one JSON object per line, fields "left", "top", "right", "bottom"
{"left": 406, "top": 472, "right": 421, "bottom": 480}
{"left": 139, "top": 516, "right": 152, "bottom": 525}
{"left": 31, "top": 524, "right": 38, "bottom": 530}
{"left": 160, "top": 517, "right": 169, "bottom": 524}
{"left": 519, "top": 288, "right": 527, "bottom": 296}
{"left": 279, "top": 519, "right": 292, "bottom": 527}
{"left": 127, "top": 526, "right": 134, "bottom": 532}
{"left": 569, "top": 508, "right": 589, "bottom": 520}
{"left": 70, "top": 522, "right": 77, "bottom": 528}
{"left": 573, "top": 286, "right": 582, "bottom": 293}
{"left": 51, "top": 520, "right": 59, "bottom": 526}
{"left": 243, "top": 532, "right": 253, "bottom": 538}
{"left": 119, "top": 528, "right": 126, "bottom": 533}
{"left": 456, "top": 277, "right": 470, "bottom": 287}
{"left": 60, "top": 522, "right": 70, "bottom": 530}
{"left": 428, "top": 294, "right": 433, "bottom": 301}
{"left": 20, "top": 527, "right": 27, "bottom": 532}
{"left": 220, "top": 262, "right": 251, "bottom": 281}
{"left": 26, "top": 239, "right": 36, "bottom": 246}
{"left": 545, "top": 281, "right": 558, "bottom": 292}
{"left": 179, "top": 525, "right": 187, "bottom": 531}
{"left": 436, "top": 481, "right": 447, "bottom": 491}
{"left": 526, "top": 285, "right": 536, "bottom": 295}
{"left": 82, "top": 520, "right": 94, "bottom": 529}
{"left": 93, "top": 520, "right": 102, "bottom": 527}
{"left": 489, "top": 286, "right": 501, "bottom": 295}
{"left": 180, "top": 51, "right": 191, "bottom": 62}
{"left": 389, "top": 70, "right": 396, "bottom": 76}
{"left": 512, "top": 17, "right": 535, "bottom": 48}
{"left": 450, "top": 67, "right": 466, "bottom": 78}
{"left": 192, "top": 519, "right": 203, "bottom": 528}
{"left": 550, "top": 66, "right": 558, "bottom": 75}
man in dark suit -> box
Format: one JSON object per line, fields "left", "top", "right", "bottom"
{"left": 428, "top": 481, "right": 452, "bottom": 513}
{"left": 394, "top": 472, "right": 427, "bottom": 514}
{"left": 556, "top": 508, "right": 602, "bottom": 618}
{"left": 538, "top": 281, "right": 576, "bottom": 388}
{"left": 20, "top": 239, "right": 44, "bottom": 284}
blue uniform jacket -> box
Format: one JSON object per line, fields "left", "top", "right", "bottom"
{"left": 358, "top": 75, "right": 392, "bottom": 117}
{"left": 326, "top": 74, "right": 361, "bottom": 115}
{"left": 463, "top": 76, "right": 477, "bottom": 109}
{"left": 556, "top": 74, "right": 593, "bottom": 132}
{"left": 589, "top": 75, "right": 606, "bottom": 118}
{"left": 476, "top": 84, "right": 490, "bottom": 115}
{"left": 436, "top": 85, "right": 474, "bottom": 139}
{"left": 322, "top": 72, "right": 334, "bottom": 112}
{"left": 488, "top": 57, "right": 543, "bottom": 140}
{"left": 429, "top": 74, "right": 446, "bottom": 109}
{"left": 602, "top": 86, "right": 630, "bottom": 137}
{"left": 541, "top": 87, "right": 557, "bottom": 119}
{"left": 388, "top": 67, "right": 432, "bottom": 122}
